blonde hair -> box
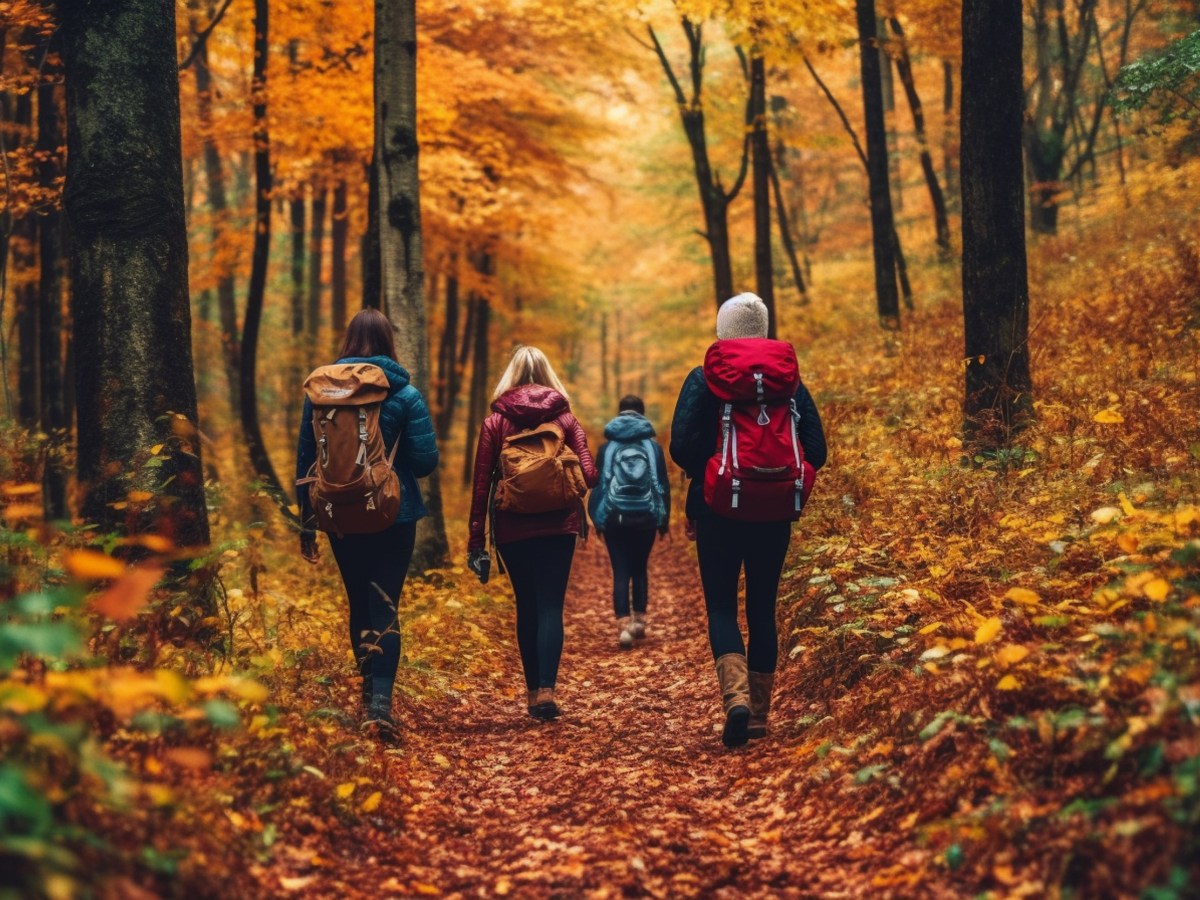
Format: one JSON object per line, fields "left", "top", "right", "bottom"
{"left": 492, "top": 345, "right": 570, "bottom": 402}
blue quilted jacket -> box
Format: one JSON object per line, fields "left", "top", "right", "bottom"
{"left": 295, "top": 355, "right": 438, "bottom": 524}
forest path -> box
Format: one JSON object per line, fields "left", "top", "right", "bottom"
{"left": 258, "top": 536, "right": 907, "bottom": 898}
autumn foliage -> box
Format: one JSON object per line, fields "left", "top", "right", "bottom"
{"left": 2, "top": 0, "right": 1200, "bottom": 896}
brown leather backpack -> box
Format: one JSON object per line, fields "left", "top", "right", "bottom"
{"left": 296, "top": 363, "right": 401, "bottom": 535}
{"left": 493, "top": 421, "right": 587, "bottom": 514}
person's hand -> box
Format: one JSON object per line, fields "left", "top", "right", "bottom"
{"left": 467, "top": 548, "right": 491, "bottom": 584}
{"left": 300, "top": 530, "right": 320, "bottom": 564}
{"left": 684, "top": 519, "right": 696, "bottom": 542}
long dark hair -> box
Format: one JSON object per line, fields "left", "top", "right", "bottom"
{"left": 339, "top": 308, "right": 397, "bottom": 361}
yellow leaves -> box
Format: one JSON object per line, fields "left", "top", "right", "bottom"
{"left": 192, "top": 675, "right": 269, "bottom": 704}
{"left": 1093, "top": 408, "right": 1124, "bottom": 424}
{"left": 974, "top": 617, "right": 1002, "bottom": 644}
{"left": 994, "top": 645, "right": 1030, "bottom": 667}
{"left": 1143, "top": 579, "right": 1171, "bottom": 602}
{"left": 944, "top": 436, "right": 963, "bottom": 450}
{"left": 996, "top": 675, "right": 1021, "bottom": 691}
{"left": 918, "top": 622, "right": 944, "bottom": 635}
{"left": 336, "top": 782, "right": 357, "bottom": 799}
{"left": 360, "top": 791, "right": 383, "bottom": 813}
{"left": 1118, "top": 491, "right": 1137, "bottom": 517}
{"left": 65, "top": 550, "right": 125, "bottom": 580}
{"left": 1004, "top": 587, "right": 1041, "bottom": 607}
{"left": 432, "top": 753, "right": 452, "bottom": 770}
{"left": 0, "top": 680, "right": 49, "bottom": 714}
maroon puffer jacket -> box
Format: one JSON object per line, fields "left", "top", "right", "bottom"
{"left": 468, "top": 385, "right": 599, "bottom": 551}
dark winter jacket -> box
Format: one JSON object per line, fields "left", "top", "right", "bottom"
{"left": 669, "top": 363, "right": 826, "bottom": 521}
{"left": 587, "top": 411, "right": 671, "bottom": 533}
{"left": 468, "top": 385, "right": 599, "bottom": 551}
{"left": 295, "top": 355, "right": 438, "bottom": 525}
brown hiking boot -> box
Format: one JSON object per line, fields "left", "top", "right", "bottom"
{"left": 630, "top": 611, "right": 647, "bottom": 640}
{"left": 618, "top": 617, "right": 634, "bottom": 650}
{"left": 531, "top": 687, "right": 560, "bottom": 720}
{"left": 748, "top": 671, "right": 775, "bottom": 739}
{"left": 715, "top": 653, "right": 751, "bottom": 748}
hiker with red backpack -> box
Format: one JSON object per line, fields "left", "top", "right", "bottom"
{"left": 588, "top": 395, "right": 671, "bottom": 650}
{"left": 670, "top": 293, "right": 827, "bottom": 749}
{"left": 467, "top": 346, "right": 599, "bottom": 721}
{"left": 295, "top": 308, "right": 438, "bottom": 738}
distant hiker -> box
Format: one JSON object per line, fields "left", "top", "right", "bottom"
{"left": 670, "top": 293, "right": 827, "bottom": 748}
{"left": 467, "top": 346, "right": 599, "bottom": 720}
{"left": 588, "top": 395, "right": 670, "bottom": 649}
{"left": 296, "top": 308, "right": 438, "bottom": 739}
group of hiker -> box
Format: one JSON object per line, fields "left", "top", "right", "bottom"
{"left": 296, "top": 292, "right": 827, "bottom": 749}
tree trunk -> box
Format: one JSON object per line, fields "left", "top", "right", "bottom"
{"left": 768, "top": 146, "right": 808, "bottom": 302}
{"left": 238, "top": 0, "right": 296, "bottom": 524}
{"left": 290, "top": 194, "right": 305, "bottom": 336}
{"left": 193, "top": 18, "right": 240, "bottom": 421}
{"left": 888, "top": 18, "right": 951, "bottom": 256}
{"left": 942, "top": 60, "right": 959, "bottom": 207}
{"left": 37, "top": 51, "right": 68, "bottom": 520}
{"left": 749, "top": 53, "right": 776, "bottom": 337}
{"left": 878, "top": 18, "right": 901, "bottom": 213}
{"left": 856, "top": 0, "right": 901, "bottom": 330}
{"left": 462, "top": 296, "right": 489, "bottom": 487}
{"left": 434, "top": 259, "right": 460, "bottom": 437}
{"left": 62, "top": 0, "right": 210, "bottom": 547}
{"left": 330, "top": 179, "right": 348, "bottom": 339}
{"left": 14, "top": 91, "right": 38, "bottom": 428}
{"left": 361, "top": 157, "right": 381, "bottom": 310}
{"left": 961, "top": 0, "right": 1033, "bottom": 445}
{"left": 649, "top": 22, "right": 748, "bottom": 309}
{"left": 376, "top": 0, "right": 448, "bottom": 571}
{"left": 308, "top": 183, "right": 326, "bottom": 346}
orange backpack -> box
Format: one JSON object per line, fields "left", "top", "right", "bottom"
{"left": 493, "top": 421, "right": 587, "bottom": 514}
{"left": 296, "top": 363, "right": 401, "bottom": 535}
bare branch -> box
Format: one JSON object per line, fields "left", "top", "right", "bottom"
{"left": 179, "top": 0, "right": 234, "bottom": 72}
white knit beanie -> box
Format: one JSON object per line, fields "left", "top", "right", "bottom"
{"left": 716, "top": 292, "right": 769, "bottom": 339}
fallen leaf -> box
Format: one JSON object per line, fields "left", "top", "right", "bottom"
{"left": 65, "top": 550, "right": 125, "bottom": 580}
{"left": 974, "top": 617, "right": 1002, "bottom": 644}
{"left": 92, "top": 565, "right": 165, "bottom": 621}
{"left": 361, "top": 791, "right": 382, "bottom": 813}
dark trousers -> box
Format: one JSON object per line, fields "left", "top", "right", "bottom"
{"left": 695, "top": 517, "right": 792, "bottom": 673}
{"left": 605, "top": 526, "right": 656, "bottom": 617}
{"left": 329, "top": 521, "right": 416, "bottom": 685}
{"left": 499, "top": 534, "right": 576, "bottom": 691}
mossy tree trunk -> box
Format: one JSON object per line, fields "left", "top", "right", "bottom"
{"left": 61, "top": 0, "right": 210, "bottom": 549}
{"left": 376, "top": 0, "right": 448, "bottom": 571}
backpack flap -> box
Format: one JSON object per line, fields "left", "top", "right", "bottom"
{"left": 303, "top": 363, "right": 391, "bottom": 407}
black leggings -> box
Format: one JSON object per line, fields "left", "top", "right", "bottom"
{"left": 605, "top": 526, "right": 656, "bottom": 617}
{"left": 499, "top": 534, "right": 576, "bottom": 691}
{"left": 329, "top": 521, "right": 416, "bottom": 684}
{"left": 695, "top": 516, "right": 791, "bottom": 673}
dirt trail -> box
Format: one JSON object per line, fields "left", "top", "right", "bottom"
{"left": 259, "top": 537, "right": 902, "bottom": 899}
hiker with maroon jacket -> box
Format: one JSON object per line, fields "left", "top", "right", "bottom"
{"left": 588, "top": 395, "right": 671, "bottom": 650}
{"left": 670, "top": 293, "right": 827, "bottom": 748}
{"left": 296, "top": 308, "right": 438, "bottom": 738}
{"left": 467, "top": 346, "right": 599, "bottom": 720}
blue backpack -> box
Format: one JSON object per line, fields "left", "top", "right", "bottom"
{"left": 595, "top": 437, "right": 666, "bottom": 530}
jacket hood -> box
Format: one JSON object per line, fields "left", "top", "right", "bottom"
{"left": 338, "top": 356, "right": 411, "bottom": 391}
{"left": 492, "top": 384, "right": 570, "bottom": 426}
{"left": 604, "top": 411, "right": 656, "bottom": 441}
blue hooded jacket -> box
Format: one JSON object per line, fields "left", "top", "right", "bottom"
{"left": 295, "top": 355, "right": 438, "bottom": 525}
{"left": 587, "top": 411, "right": 671, "bottom": 532}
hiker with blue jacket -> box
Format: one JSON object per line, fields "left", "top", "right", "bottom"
{"left": 296, "top": 308, "right": 438, "bottom": 738}
{"left": 588, "top": 395, "right": 671, "bottom": 650}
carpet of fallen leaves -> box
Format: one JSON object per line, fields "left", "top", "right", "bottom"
{"left": 5, "top": 161, "right": 1200, "bottom": 898}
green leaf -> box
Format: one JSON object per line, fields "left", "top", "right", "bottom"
{"left": 201, "top": 699, "right": 241, "bottom": 729}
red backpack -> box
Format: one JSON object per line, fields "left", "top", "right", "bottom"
{"left": 702, "top": 338, "right": 815, "bottom": 522}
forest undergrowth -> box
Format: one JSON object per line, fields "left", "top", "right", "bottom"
{"left": 3, "top": 162, "right": 1200, "bottom": 898}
